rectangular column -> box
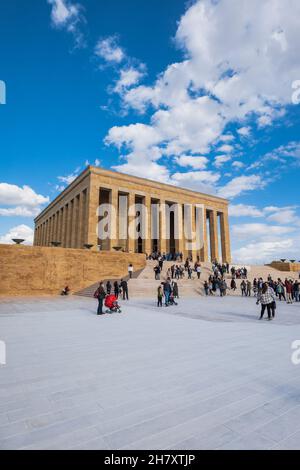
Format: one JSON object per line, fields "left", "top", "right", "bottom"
{"left": 127, "top": 192, "right": 136, "bottom": 253}
{"left": 61, "top": 207, "right": 67, "bottom": 247}
{"left": 200, "top": 209, "right": 208, "bottom": 262}
{"left": 77, "top": 191, "right": 84, "bottom": 248}
{"left": 159, "top": 199, "right": 167, "bottom": 255}
{"left": 118, "top": 193, "right": 128, "bottom": 252}
{"left": 40, "top": 224, "right": 44, "bottom": 246}
{"left": 208, "top": 210, "right": 219, "bottom": 262}
{"left": 43, "top": 222, "right": 47, "bottom": 246}
{"left": 54, "top": 211, "right": 59, "bottom": 242}
{"left": 87, "top": 178, "right": 99, "bottom": 250}
{"left": 65, "top": 203, "right": 72, "bottom": 248}
{"left": 144, "top": 195, "right": 151, "bottom": 255}
{"left": 71, "top": 196, "right": 79, "bottom": 248}
{"left": 44, "top": 220, "right": 48, "bottom": 246}
{"left": 49, "top": 215, "right": 54, "bottom": 245}
{"left": 64, "top": 205, "right": 69, "bottom": 247}
{"left": 175, "top": 202, "right": 184, "bottom": 256}
{"left": 109, "top": 187, "right": 119, "bottom": 251}
{"left": 54, "top": 214, "right": 58, "bottom": 242}
{"left": 191, "top": 204, "right": 198, "bottom": 262}
{"left": 220, "top": 211, "right": 231, "bottom": 263}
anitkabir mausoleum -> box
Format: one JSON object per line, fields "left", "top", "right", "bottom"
{"left": 33, "top": 166, "right": 231, "bottom": 263}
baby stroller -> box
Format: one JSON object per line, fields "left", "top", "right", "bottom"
{"left": 104, "top": 294, "right": 122, "bottom": 313}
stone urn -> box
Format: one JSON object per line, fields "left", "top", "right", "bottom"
{"left": 84, "top": 244, "right": 94, "bottom": 250}
{"left": 290, "top": 259, "right": 296, "bottom": 263}
{"left": 280, "top": 259, "right": 286, "bottom": 263}
{"left": 113, "top": 246, "right": 123, "bottom": 251}
{"left": 51, "top": 241, "right": 61, "bottom": 247}
{"left": 12, "top": 238, "right": 25, "bottom": 244}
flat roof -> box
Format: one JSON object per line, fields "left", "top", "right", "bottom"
{"left": 35, "top": 165, "right": 229, "bottom": 222}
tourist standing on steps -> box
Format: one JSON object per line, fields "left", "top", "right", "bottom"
{"left": 158, "top": 256, "right": 163, "bottom": 270}
{"left": 120, "top": 279, "right": 129, "bottom": 300}
{"left": 285, "top": 279, "right": 293, "bottom": 304}
{"left": 196, "top": 264, "right": 202, "bottom": 279}
{"left": 246, "top": 280, "right": 252, "bottom": 297}
{"left": 230, "top": 278, "right": 236, "bottom": 292}
{"left": 204, "top": 281, "right": 209, "bottom": 296}
{"left": 113, "top": 280, "right": 119, "bottom": 298}
{"left": 240, "top": 280, "right": 246, "bottom": 296}
{"left": 163, "top": 278, "right": 172, "bottom": 306}
{"left": 277, "top": 280, "right": 286, "bottom": 301}
{"left": 154, "top": 264, "right": 161, "bottom": 280}
{"left": 128, "top": 263, "right": 133, "bottom": 279}
{"left": 106, "top": 280, "right": 112, "bottom": 295}
{"left": 94, "top": 281, "right": 106, "bottom": 315}
{"left": 257, "top": 283, "right": 276, "bottom": 320}
{"left": 172, "top": 280, "right": 179, "bottom": 299}
{"left": 157, "top": 285, "right": 163, "bottom": 307}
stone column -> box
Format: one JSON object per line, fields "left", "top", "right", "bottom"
{"left": 144, "top": 195, "right": 152, "bottom": 255}
{"left": 220, "top": 211, "right": 231, "bottom": 263}
{"left": 49, "top": 215, "right": 54, "bottom": 245}
{"left": 86, "top": 177, "right": 99, "bottom": 250}
{"left": 71, "top": 196, "right": 79, "bottom": 248}
{"left": 43, "top": 222, "right": 47, "bottom": 246}
{"left": 77, "top": 191, "right": 84, "bottom": 249}
{"left": 191, "top": 204, "right": 198, "bottom": 262}
{"left": 159, "top": 199, "right": 167, "bottom": 254}
{"left": 40, "top": 224, "right": 44, "bottom": 246}
{"left": 44, "top": 219, "right": 49, "bottom": 246}
{"left": 55, "top": 211, "right": 59, "bottom": 242}
{"left": 127, "top": 192, "right": 136, "bottom": 253}
{"left": 109, "top": 187, "right": 119, "bottom": 251}
{"left": 66, "top": 202, "right": 73, "bottom": 248}
{"left": 208, "top": 210, "right": 219, "bottom": 262}
{"left": 64, "top": 205, "right": 69, "bottom": 248}
{"left": 175, "top": 202, "right": 184, "bottom": 256}
{"left": 56, "top": 210, "right": 61, "bottom": 243}
{"left": 200, "top": 209, "right": 208, "bottom": 262}
{"left": 60, "top": 207, "right": 65, "bottom": 245}
{"left": 35, "top": 226, "right": 38, "bottom": 246}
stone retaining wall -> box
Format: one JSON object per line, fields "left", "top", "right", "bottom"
{"left": 0, "top": 244, "right": 146, "bottom": 296}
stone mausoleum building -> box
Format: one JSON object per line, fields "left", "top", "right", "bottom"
{"left": 34, "top": 166, "right": 231, "bottom": 263}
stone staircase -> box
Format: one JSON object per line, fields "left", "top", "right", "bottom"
{"left": 75, "top": 260, "right": 299, "bottom": 299}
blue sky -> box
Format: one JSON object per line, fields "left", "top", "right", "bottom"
{"left": 0, "top": 0, "right": 300, "bottom": 263}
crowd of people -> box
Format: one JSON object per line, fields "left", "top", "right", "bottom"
{"left": 153, "top": 256, "right": 203, "bottom": 281}
{"left": 93, "top": 278, "right": 129, "bottom": 315}
{"left": 64, "top": 256, "right": 299, "bottom": 319}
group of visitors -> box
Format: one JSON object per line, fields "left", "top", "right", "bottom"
{"left": 154, "top": 257, "right": 202, "bottom": 281}
{"left": 253, "top": 277, "right": 299, "bottom": 303}
{"left": 203, "top": 277, "right": 229, "bottom": 296}
{"left": 157, "top": 278, "right": 179, "bottom": 307}
{"left": 147, "top": 252, "right": 184, "bottom": 262}
{"left": 230, "top": 266, "right": 248, "bottom": 279}
{"left": 94, "top": 279, "right": 129, "bottom": 315}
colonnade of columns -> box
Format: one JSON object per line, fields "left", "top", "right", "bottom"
{"left": 34, "top": 189, "right": 88, "bottom": 249}
{"left": 34, "top": 186, "right": 231, "bottom": 263}
{"left": 89, "top": 187, "right": 231, "bottom": 263}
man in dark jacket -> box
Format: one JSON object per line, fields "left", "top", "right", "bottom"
{"left": 94, "top": 282, "right": 106, "bottom": 315}
{"left": 120, "top": 279, "right": 129, "bottom": 300}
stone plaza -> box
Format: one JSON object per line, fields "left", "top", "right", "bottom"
{"left": 1, "top": 295, "right": 300, "bottom": 450}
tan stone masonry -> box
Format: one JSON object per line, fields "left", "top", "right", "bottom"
{"left": 34, "top": 166, "right": 231, "bottom": 263}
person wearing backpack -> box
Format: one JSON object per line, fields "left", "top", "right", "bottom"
{"left": 94, "top": 281, "right": 106, "bottom": 315}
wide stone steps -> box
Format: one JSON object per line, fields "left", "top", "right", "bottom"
{"left": 75, "top": 261, "right": 299, "bottom": 298}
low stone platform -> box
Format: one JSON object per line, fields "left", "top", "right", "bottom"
{"left": 1, "top": 296, "right": 300, "bottom": 450}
